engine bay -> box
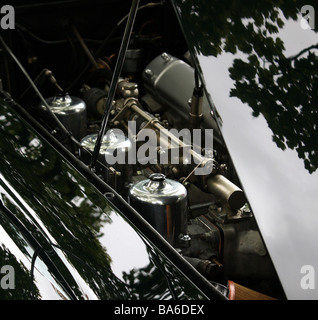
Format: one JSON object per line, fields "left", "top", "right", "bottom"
{"left": 0, "top": 0, "right": 285, "bottom": 299}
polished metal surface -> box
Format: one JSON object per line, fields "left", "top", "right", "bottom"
{"left": 39, "top": 94, "right": 87, "bottom": 140}
{"left": 80, "top": 129, "right": 131, "bottom": 159}
{"left": 80, "top": 130, "right": 132, "bottom": 189}
{"left": 128, "top": 173, "right": 188, "bottom": 245}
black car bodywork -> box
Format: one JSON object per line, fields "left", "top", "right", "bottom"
{"left": 0, "top": 0, "right": 317, "bottom": 300}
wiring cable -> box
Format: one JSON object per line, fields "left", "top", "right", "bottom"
{"left": 66, "top": 1, "right": 164, "bottom": 92}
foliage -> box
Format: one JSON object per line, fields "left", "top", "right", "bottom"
{"left": 176, "top": 0, "right": 318, "bottom": 173}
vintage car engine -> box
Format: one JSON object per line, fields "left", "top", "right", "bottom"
{"left": 0, "top": 1, "right": 284, "bottom": 298}
{"left": 35, "top": 52, "right": 278, "bottom": 294}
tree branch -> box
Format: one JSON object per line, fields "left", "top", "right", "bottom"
{"left": 287, "top": 43, "right": 318, "bottom": 61}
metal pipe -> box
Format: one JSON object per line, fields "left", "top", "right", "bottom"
{"left": 207, "top": 174, "right": 246, "bottom": 210}
{"left": 127, "top": 100, "right": 213, "bottom": 172}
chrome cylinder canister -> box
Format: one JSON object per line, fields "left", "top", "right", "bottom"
{"left": 128, "top": 173, "right": 189, "bottom": 246}
{"left": 39, "top": 94, "right": 87, "bottom": 141}
{"left": 79, "top": 130, "right": 132, "bottom": 190}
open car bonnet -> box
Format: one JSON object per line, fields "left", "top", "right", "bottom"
{"left": 1, "top": 0, "right": 317, "bottom": 300}
{"left": 173, "top": 0, "right": 318, "bottom": 299}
